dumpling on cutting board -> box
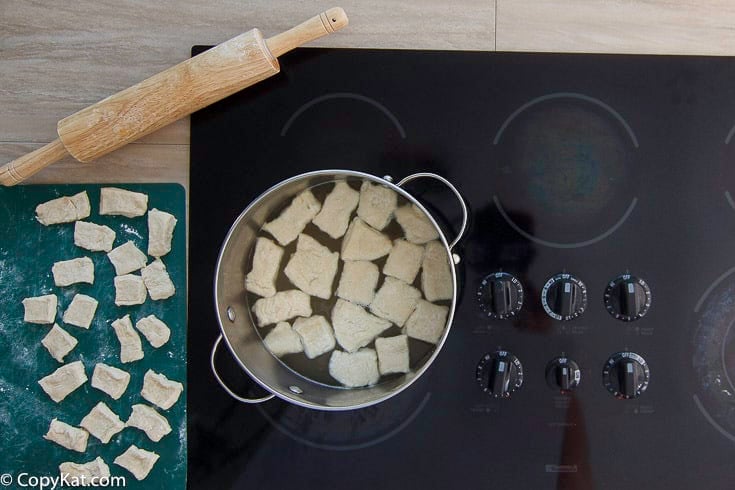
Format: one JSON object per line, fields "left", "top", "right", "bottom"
{"left": 369, "top": 277, "right": 422, "bottom": 327}
{"left": 292, "top": 316, "right": 336, "bottom": 359}
{"left": 114, "top": 274, "right": 147, "bottom": 306}
{"left": 394, "top": 204, "right": 440, "bottom": 244}
{"left": 251, "top": 289, "right": 312, "bottom": 327}
{"left": 59, "top": 457, "right": 110, "bottom": 483}
{"left": 52, "top": 257, "right": 95, "bottom": 287}
{"left": 100, "top": 187, "right": 148, "bottom": 218}
{"left": 141, "top": 259, "right": 176, "bottom": 300}
{"left": 332, "top": 299, "right": 391, "bottom": 353}
{"left": 341, "top": 217, "right": 392, "bottom": 261}
{"left": 421, "top": 240, "right": 453, "bottom": 302}
{"left": 284, "top": 234, "right": 339, "bottom": 300}
{"left": 62, "top": 293, "right": 99, "bottom": 329}
{"left": 79, "top": 402, "right": 125, "bottom": 444}
{"left": 328, "top": 349, "right": 380, "bottom": 388}
{"left": 38, "top": 360, "right": 87, "bottom": 403}
{"left": 263, "top": 322, "right": 303, "bottom": 357}
{"left": 22, "top": 294, "right": 57, "bottom": 324}
{"left": 147, "top": 208, "right": 177, "bottom": 257}
{"left": 91, "top": 363, "right": 130, "bottom": 400}
{"left": 114, "top": 445, "right": 159, "bottom": 481}
{"left": 41, "top": 324, "right": 78, "bottom": 363}
{"left": 245, "top": 237, "right": 284, "bottom": 298}
{"left": 126, "top": 404, "right": 172, "bottom": 442}
{"left": 356, "top": 181, "right": 397, "bottom": 230}
{"left": 135, "top": 315, "right": 170, "bottom": 348}
{"left": 336, "top": 260, "right": 379, "bottom": 306}
{"left": 312, "top": 181, "right": 360, "bottom": 238}
{"left": 141, "top": 370, "right": 183, "bottom": 410}
{"left": 35, "top": 191, "right": 90, "bottom": 225}
{"left": 110, "top": 315, "right": 144, "bottom": 363}
{"left": 74, "top": 221, "right": 116, "bottom": 252}
{"left": 44, "top": 419, "right": 88, "bottom": 453}
{"left": 107, "top": 241, "right": 147, "bottom": 276}
{"left": 262, "top": 189, "right": 321, "bottom": 246}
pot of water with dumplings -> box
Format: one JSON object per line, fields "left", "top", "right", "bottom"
{"left": 211, "top": 170, "right": 467, "bottom": 410}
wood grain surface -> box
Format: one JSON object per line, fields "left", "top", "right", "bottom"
{"left": 0, "top": 0, "right": 732, "bottom": 187}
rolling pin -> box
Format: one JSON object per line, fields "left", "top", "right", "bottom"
{"left": 0, "top": 7, "right": 348, "bottom": 186}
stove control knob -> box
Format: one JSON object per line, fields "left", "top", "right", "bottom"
{"left": 541, "top": 273, "right": 587, "bottom": 321}
{"left": 545, "top": 357, "right": 581, "bottom": 393}
{"left": 477, "top": 272, "right": 524, "bottom": 319}
{"left": 604, "top": 274, "right": 652, "bottom": 322}
{"left": 602, "top": 352, "right": 650, "bottom": 399}
{"left": 476, "top": 350, "right": 524, "bottom": 398}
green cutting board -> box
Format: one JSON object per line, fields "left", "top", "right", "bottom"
{"left": 0, "top": 184, "right": 186, "bottom": 489}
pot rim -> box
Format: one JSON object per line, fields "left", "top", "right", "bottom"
{"left": 214, "top": 169, "right": 461, "bottom": 410}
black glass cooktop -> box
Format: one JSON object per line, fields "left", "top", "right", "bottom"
{"left": 189, "top": 48, "right": 735, "bottom": 489}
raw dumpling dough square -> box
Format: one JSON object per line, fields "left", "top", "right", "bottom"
{"left": 126, "top": 404, "right": 172, "bottom": 442}
{"left": 22, "top": 294, "right": 57, "bottom": 324}
{"left": 38, "top": 360, "right": 87, "bottom": 403}
{"left": 245, "top": 237, "right": 284, "bottom": 298}
{"left": 100, "top": 187, "right": 148, "bottom": 218}
{"left": 135, "top": 315, "right": 170, "bottom": 348}
{"left": 405, "top": 299, "right": 449, "bottom": 344}
{"left": 312, "top": 181, "right": 360, "bottom": 238}
{"left": 328, "top": 349, "right": 380, "bottom": 388}
{"left": 107, "top": 241, "right": 148, "bottom": 275}
{"left": 147, "top": 208, "right": 177, "bottom": 257}
{"left": 394, "top": 204, "right": 440, "bottom": 244}
{"left": 114, "top": 274, "right": 147, "bottom": 306}
{"left": 36, "top": 191, "right": 91, "bottom": 225}
{"left": 91, "top": 363, "right": 131, "bottom": 400}
{"left": 284, "top": 234, "right": 339, "bottom": 300}
{"left": 114, "top": 445, "right": 159, "bottom": 481}
{"left": 292, "top": 316, "right": 336, "bottom": 359}
{"left": 383, "top": 239, "right": 424, "bottom": 284}
{"left": 80, "top": 401, "right": 125, "bottom": 444}
{"left": 52, "top": 257, "right": 94, "bottom": 287}
{"left": 375, "top": 335, "right": 410, "bottom": 375}
{"left": 252, "top": 289, "right": 312, "bottom": 327}
{"left": 421, "top": 240, "right": 453, "bottom": 302}
{"left": 336, "top": 260, "right": 379, "bottom": 306}
{"left": 44, "top": 419, "right": 89, "bottom": 453}
{"left": 141, "top": 370, "right": 184, "bottom": 410}
{"left": 59, "top": 457, "right": 110, "bottom": 483}
{"left": 262, "top": 189, "right": 321, "bottom": 246}
{"left": 111, "top": 315, "right": 144, "bottom": 363}
{"left": 263, "top": 322, "right": 303, "bottom": 357}
{"left": 332, "top": 299, "right": 391, "bottom": 353}
{"left": 74, "top": 221, "right": 116, "bottom": 252}
{"left": 356, "top": 181, "right": 397, "bottom": 230}
{"left": 141, "top": 259, "right": 176, "bottom": 300}
{"left": 369, "top": 277, "right": 422, "bottom": 327}
{"left": 341, "top": 217, "right": 392, "bottom": 261}
{"left": 63, "top": 293, "right": 98, "bottom": 329}
{"left": 41, "top": 324, "right": 78, "bottom": 363}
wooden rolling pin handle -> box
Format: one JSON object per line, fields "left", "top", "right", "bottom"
{"left": 266, "top": 7, "right": 349, "bottom": 57}
{"left": 0, "top": 139, "right": 69, "bottom": 186}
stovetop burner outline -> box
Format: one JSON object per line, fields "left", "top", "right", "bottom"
{"left": 491, "top": 92, "right": 640, "bottom": 249}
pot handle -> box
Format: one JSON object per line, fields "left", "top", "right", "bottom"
{"left": 396, "top": 172, "right": 468, "bottom": 253}
{"left": 210, "top": 335, "right": 276, "bottom": 404}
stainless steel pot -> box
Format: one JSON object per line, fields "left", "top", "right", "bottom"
{"left": 210, "top": 170, "right": 467, "bottom": 410}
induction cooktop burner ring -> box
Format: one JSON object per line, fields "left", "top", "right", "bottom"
{"left": 492, "top": 91, "right": 640, "bottom": 248}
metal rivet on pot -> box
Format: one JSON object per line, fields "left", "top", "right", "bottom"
{"left": 453, "top": 253, "right": 461, "bottom": 265}
{"left": 226, "top": 306, "right": 236, "bottom": 322}
{"left": 289, "top": 385, "right": 304, "bottom": 394}
{"left": 383, "top": 175, "right": 394, "bottom": 183}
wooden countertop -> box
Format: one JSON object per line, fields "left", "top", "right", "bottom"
{"left": 2, "top": 0, "right": 735, "bottom": 189}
